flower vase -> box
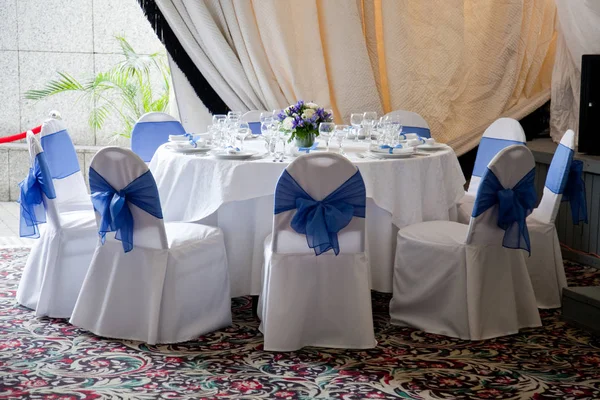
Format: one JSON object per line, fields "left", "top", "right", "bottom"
{"left": 295, "top": 132, "right": 316, "bottom": 148}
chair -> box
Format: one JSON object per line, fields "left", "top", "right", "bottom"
{"left": 457, "top": 118, "right": 526, "bottom": 223}
{"left": 70, "top": 147, "right": 231, "bottom": 344}
{"left": 258, "top": 153, "right": 376, "bottom": 351}
{"left": 390, "top": 145, "right": 541, "bottom": 340}
{"left": 39, "top": 118, "right": 92, "bottom": 213}
{"left": 526, "top": 130, "right": 578, "bottom": 308}
{"left": 385, "top": 110, "right": 431, "bottom": 138}
{"left": 16, "top": 132, "right": 98, "bottom": 318}
{"left": 131, "top": 112, "right": 186, "bottom": 162}
{"left": 241, "top": 110, "right": 269, "bottom": 135}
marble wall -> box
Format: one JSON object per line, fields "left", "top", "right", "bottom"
{"left": 0, "top": 0, "right": 165, "bottom": 146}
{"left": 0, "top": 0, "right": 166, "bottom": 200}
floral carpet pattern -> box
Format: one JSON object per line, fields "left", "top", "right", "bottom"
{"left": 1, "top": 248, "right": 600, "bottom": 399}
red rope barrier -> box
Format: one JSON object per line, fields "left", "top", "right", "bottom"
{"left": 0, "top": 126, "right": 42, "bottom": 144}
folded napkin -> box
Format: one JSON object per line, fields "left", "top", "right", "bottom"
{"left": 170, "top": 133, "right": 205, "bottom": 148}
{"left": 298, "top": 142, "right": 319, "bottom": 153}
{"left": 226, "top": 146, "right": 241, "bottom": 154}
{"left": 377, "top": 144, "right": 404, "bottom": 154}
{"left": 169, "top": 134, "right": 188, "bottom": 142}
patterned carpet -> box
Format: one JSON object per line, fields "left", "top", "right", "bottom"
{"left": 1, "top": 248, "right": 600, "bottom": 399}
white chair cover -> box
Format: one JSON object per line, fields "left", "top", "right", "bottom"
{"left": 457, "top": 117, "right": 527, "bottom": 223}
{"left": 526, "top": 130, "right": 575, "bottom": 308}
{"left": 16, "top": 132, "right": 98, "bottom": 318}
{"left": 385, "top": 110, "right": 431, "bottom": 138}
{"left": 390, "top": 145, "right": 541, "bottom": 340}
{"left": 70, "top": 147, "right": 231, "bottom": 344}
{"left": 40, "top": 118, "right": 92, "bottom": 213}
{"left": 131, "top": 112, "right": 186, "bottom": 162}
{"left": 258, "top": 153, "right": 376, "bottom": 351}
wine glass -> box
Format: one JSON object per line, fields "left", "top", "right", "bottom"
{"left": 236, "top": 122, "right": 250, "bottom": 151}
{"left": 334, "top": 124, "right": 349, "bottom": 155}
{"left": 261, "top": 119, "right": 273, "bottom": 154}
{"left": 319, "top": 122, "right": 335, "bottom": 151}
{"left": 324, "top": 109, "right": 334, "bottom": 122}
{"left": 273, "top": 126, "right": 287, "bottom": 162}
{"left": 212, "top": 114, "right": 227, "bottom": 125}
{"left": 363, "top": 111, "right": 377, "bottom": 146}
{"left": 350, "top": 113, "right": 363, "bottom": 142}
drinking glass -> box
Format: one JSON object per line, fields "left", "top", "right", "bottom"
{"left": 324, "top": 109, "right": 334, "bottom": 122}
{"left": 334, "top": 124, "right": 349, "bottom": 155}
{"left": 261, "top": 120, "right": 273, "bottom": 154}
{"left": 319, "top": 122, "right": 335, "bottom": 151}
{"left": 350, "top": 113, "right": 363, "bottom": 141}
{"left": 236, "top": 122, "right": 250, "bottom": 150}
{"left": 273, "top": 126, "right": 287, "bottom": 162}
{"left": 212, "top": 114, "right": 227, "bottom": 125}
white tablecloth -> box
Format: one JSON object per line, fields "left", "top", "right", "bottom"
{"left": 149, "top": 141, "right": 465, "bottom": 296}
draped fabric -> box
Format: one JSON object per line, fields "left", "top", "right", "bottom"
{"left": 40, "top": 130, "right": 81, "bottom": 179}
{"left": 472, "top": 168, "right": 537, "bottom": 254}
{"left": 89, "top": 168, "right": 164, "bottom": 253}
{"left": 18, "top": 153, "right": 57, "bottom": 238}
{"left": 274, "top": 169, "right": 366, "bottom": 255}
{"left": 154, "top": 0, "right": 556, "bottom": 155}
{"left": 550, "top": 1, "right": 600, "bottom": 142}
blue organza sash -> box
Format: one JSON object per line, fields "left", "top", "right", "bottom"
{"left": 472, "top": 168, "right": 537, "bottom": 254}
{"left": 562, "top": 160, "right": 588, "bottom": 225}
{"left": 18, "top": 152, "right": 57, "bottom": 238}
{"left": 89, "top": 168, "right": 163, "bottom": 253}
{"left": 472, "top": 137, "right": 525, "bottom": 178}
{"left": 274, "top": 169, "right": 366, "bottom": 255}
{"left": 545, "top": 143, "right": 573, "bottom": 195}
{"left": 400, "top": 126, "right": 431, "bottom": 138}
{"left": 249, "top": 122, "right": 261, "bottom": 135}
{"left": 40, "top": 129, "right": 80, "bottom": 179}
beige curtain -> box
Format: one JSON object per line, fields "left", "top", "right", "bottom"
{"left": 157, "top": 0, "right": 556, "bottom": 155}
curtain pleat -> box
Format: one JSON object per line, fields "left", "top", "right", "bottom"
{"left": 154, "top": 0, "right": 556, "bottom": 155}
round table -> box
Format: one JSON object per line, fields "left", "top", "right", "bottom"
{"left": 149, "top": 140, "right": 465, "bottom": 297}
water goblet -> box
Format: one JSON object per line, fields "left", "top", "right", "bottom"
{"left": 319, "top": 122, "right": 335, "bottom": 151}
{"left": 236, "top": 122, "right": 250, "bottom": 151}
{"left": 350, "top": 113, "right": 363, "bottom": 142}
{"left": 334, "top": 124, "right": 349, "bottom": 155}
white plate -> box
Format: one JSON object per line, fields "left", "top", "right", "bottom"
{"left": 369, "top": 147, "right": 415, "bottom": 158}
{"left": 166, "top": 144, "right": 213, "bottom": 153}
{"left": 212, "top": 150, "right": 258, "bottom": 160}
{"left": 416, "top": 143, "right": 447, "bottom": 151}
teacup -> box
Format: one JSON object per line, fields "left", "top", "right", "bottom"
{"left": 406, "top": 139, "right": 421, "bottom": 147}
{"left": 424, "top": 138, "right": 436, "bottom": 145}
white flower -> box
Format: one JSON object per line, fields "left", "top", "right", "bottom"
{"left": 305, "top": 102, "right": 319, "bottom": 109}
{"left": 302, "top": 108, "right": 316, "bottom": 119}
{"left": 282, "top": 117, "right": 294, "bottom": 130}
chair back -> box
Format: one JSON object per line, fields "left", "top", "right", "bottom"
{"left": 467, "top": 145, "right": 536, "bottom": 249}
{"left": 385, "top": 110, "right": 431, "bottom": 138}
{"left": 89, "top": 147, "right": 167, "bottom": 250}
{"left": 272, "top": 153, "right": 365, "bottom": 254}
{"left": 468, "top": 118, "right": 526, "bottom": 195}
{"left": 39, "top": 118, "right": 90, "bottom": 211}
{"left": 131, "top": 112, "right": 186, "bottom": 162}
{"left": 241, "top": 110, "right": 268, "bottom": 135}
{"left": 18, "top": 132, "right": 60, "bottom": 237}
{"left": 533, "top": 130, "right": 576, "bottom": 224}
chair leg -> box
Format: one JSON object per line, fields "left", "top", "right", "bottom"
{"left": 251, "top": 295, "right": 259, "bottom": 317}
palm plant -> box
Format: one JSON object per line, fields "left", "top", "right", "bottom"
{"left": 25, "top": 36, "right": 170, "bottom": 139}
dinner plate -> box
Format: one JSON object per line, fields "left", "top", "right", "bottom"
{"left": 166, "top": 144, "right": 213, "bottom": 153}
{"left": 368, "top": 147, "right": 415, "bottom": 158}
{"left": 416, "top": 143, "right": 447, "bottom": 151}
{"left": 212, "top": 150, "right": 258, "bottom": 160}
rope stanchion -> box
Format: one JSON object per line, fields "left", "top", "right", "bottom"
{"left": 0, "top": 126, "right": 42, "bottom": 144}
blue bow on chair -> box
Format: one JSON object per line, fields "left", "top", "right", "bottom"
{"left": 380, "top": 144, "right": 403, "bottom": 154}
{"left": 18, "top": 153, "right": 56, "bottom": 238}
{"left": 89, "top": 168, "right": 163, "bottom": 253}
{"left": 563, "top": 160, "right": 588, "bottom": 225}
{"left": 274, "top": 170, "right": 366, "bottom": 255}
{"left": 472, "top": 168, "right": 537, "bottom": 254}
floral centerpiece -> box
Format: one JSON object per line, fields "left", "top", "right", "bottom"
{"left": 277, "top": 100, "right": 333, "bottom": 147}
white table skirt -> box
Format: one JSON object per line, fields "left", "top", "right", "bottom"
{"left": 149, "top": 141, "right": 465, "bottom": 296}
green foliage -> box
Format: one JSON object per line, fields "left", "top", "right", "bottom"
{"left": 24, "top": 36, "right": 170, "bottom": 139}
